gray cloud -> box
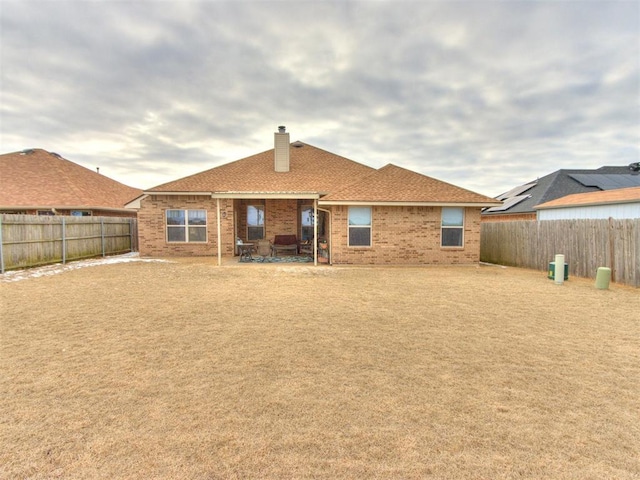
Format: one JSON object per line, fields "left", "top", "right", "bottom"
{"left": 1, "top": 1, "right": 638, "bottom": 195}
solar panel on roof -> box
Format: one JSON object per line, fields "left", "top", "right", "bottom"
{"left": 496, "top": 182, "right": 536, "bottom": 200}
{"left": 485, "top": 194, "right": 530, "bottom": 212}
{"left": 569, "top": 174, "right": 640, "bottom": 190}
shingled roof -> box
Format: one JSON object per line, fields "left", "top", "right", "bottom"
{"left": 322, "top": 164, "right": 498, "bottom": 204}
{"left": 148, "top": 142, "right": 375, "bottom": 195}
{"left": 484, "top": 165, "right": 640, "bottom": 215}
{"left": 536, "top": 186, "right": 640, "bottom": 209}
{"left": 146, "top": 142, "right": 498, "bottom": 205}
{"left": 0, "top": 149, "right": 142, "bottom": 211}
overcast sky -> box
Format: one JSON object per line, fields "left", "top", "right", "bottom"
{"left": 1, "top": 1, "right": 638, "bottom": 196}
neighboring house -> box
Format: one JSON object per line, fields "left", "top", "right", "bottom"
{"left": 129, "top": 127, "right": 500, "bottom": 265}
{"left": 482, "top": 163, "right": 640, "bottom": 222}
{"left": 535, "top": 186, "right": 640, "bottom": 220}
{"left": 0, "top": 149, "right": 141, "bottom": 217}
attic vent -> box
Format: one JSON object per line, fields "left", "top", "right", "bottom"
{"left": 292, "top": 141, "right": 304, "bottom": 148}
{"left": 21, "top": 149, "right": 35, "bottom": 155}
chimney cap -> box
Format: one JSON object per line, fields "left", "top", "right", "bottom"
{"left": 278, "top": 125, "right": 286, "bottom": 133}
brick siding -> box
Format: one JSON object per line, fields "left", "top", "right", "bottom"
{"left": 329, "top": 205, "right": 482, "bottom": 265}
{"left": 481, "top": 213, "right": 536, "bottom": 222}
{"left": 0, "top": 208, "right": 136, "bottom": 218}
{"left": 139, "top": 196, "right": 483, "bottom": 265}
{"left": 138, "top": 195, "right": 234, "bottom": 257}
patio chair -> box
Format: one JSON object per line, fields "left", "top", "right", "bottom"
{"left": 257, "top": 239, "right": 271, "bottom": 256}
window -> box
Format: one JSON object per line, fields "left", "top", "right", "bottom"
{"left": 301, "top": 207, "right": 314, "bottom": 241}
{"left": 247, "top": 205, "right": 264, "bottom": 240}
{"left": 441, "top": 207, "right": 464, "bottom": 247}
{"left": 71, "top": 210, "right": 91, "bottom": 217}
{"left": 348, "top": 206, "right": 371, "bottom": 247}
{"left": 166, "top": 209, "right": 207, "bottom": 243}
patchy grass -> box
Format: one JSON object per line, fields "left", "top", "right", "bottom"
{"left": 1, "top": 259, "right": 638, "bottom": 479}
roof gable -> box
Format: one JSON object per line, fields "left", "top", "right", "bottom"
{"left": 148, "top": 142, "right": 376, "bottom": 194}
{"left": 321, "top": 164, "right": 499, "bottom": 204}
{"left": 0, "top": 149, "right": 142, "bottom": 210}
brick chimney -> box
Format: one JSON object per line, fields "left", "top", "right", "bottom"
{"left": 274, "top": 125, "right": 290, "bottom": 172}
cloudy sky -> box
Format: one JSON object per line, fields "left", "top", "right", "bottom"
{"left": 1, "top": 1, "right": 638, "bottom": 196}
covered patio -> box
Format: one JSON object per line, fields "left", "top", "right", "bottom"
{"left": 212, "top": 194, "right": 331, "bottom": 266}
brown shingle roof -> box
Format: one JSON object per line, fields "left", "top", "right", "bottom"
{"left": 147, "top": 143, "right": 498, "bottom": 205}
{"left": 148, "top": 143, "right": 376, "bottom": 194}
{"left": 0, "top": 149, "right": 142, "bottom": 210}
{"left": 535, "top": 186, "right": 640, "bottom": 209}
{"left": 321, "top": 164, "right": 499, "bottom": 204}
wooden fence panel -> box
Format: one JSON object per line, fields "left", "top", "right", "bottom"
{"left": 481, "top": 219, "right": 640, "bottom": 287}
{"left": 0, "top": 214, "right": 138, "bottom": 273}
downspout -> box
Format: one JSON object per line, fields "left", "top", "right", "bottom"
{"left": 313, "top": 199, "right": 318, "bottom": 266}
{"left": 216, "top": 198, "right": 222, "bottom": 266}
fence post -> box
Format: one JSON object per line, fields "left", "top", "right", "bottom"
{"left": 62, "top": 217, "right": 66, "bottom": 264}
{"left": 608, "top": 217, "right": 615, "bottom": 282}
{"left": 129, "top": 218, "right": 134, "bottom": 253}
{"left": 101, "top": 217, "right": 106, "bottom": 257}
{"left": 0, "top": 215, "right": 4, "bottom": 274}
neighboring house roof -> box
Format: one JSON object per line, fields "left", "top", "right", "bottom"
{"left": 145, "top": 142, "right": 499, "bottom": 206}
{"left": 0, "top": 149, "right": 142, "bottom": 211}
{"left": 535, "top": 186, "right": 640, "bottom": 210}
{"left": 483, "top": 165, "right": 640, "bottom": 215}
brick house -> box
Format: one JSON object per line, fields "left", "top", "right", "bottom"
{"left": 0, "top": 149, "right": 141, "bottom": 217}
{"left": 130, "top": 127, "right": 500, "bottom": 265}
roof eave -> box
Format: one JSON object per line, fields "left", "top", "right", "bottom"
{"left": 211, "top": 192, "right": 321, "bottom": 199}
{"left": 536, "top": 199, "right": 640, "bottom": 210}
{"left": 143, "top": 191, "right": 212, "bottom": 196}
{"left": 319, "top": 200, "right": 503, "bottom": 207}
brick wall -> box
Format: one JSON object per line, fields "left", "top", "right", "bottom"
{"left": 481, "top": 213, "right": 536, "bottom": 222}
{"left": 138, "top": 195, "right": 234, "bottom": 257}
{"left": 138, "top": 196, "right": 484, "bottom": 265}
{"left": 1, "top": 208, "right": 136, "bottom": 218}
{"left": 329, "top": 205, "right": 482, "bottom": 265}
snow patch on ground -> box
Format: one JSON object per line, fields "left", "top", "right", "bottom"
{"left": 1, "top": 253, "right": 170, "bottom": 283}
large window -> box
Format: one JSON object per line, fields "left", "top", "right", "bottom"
{"left": 348, "top": 206, "right": 371, "bottom": 247}
{"left": 247, "top": 205, "right": 265, "bottom": 240}
{"left": 441, "top": 207, "right": 464, "bottom": 247}
{"left": 166, "top": 209, "right": 207, "bottom": 243}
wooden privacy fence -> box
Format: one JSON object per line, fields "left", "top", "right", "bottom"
{"left": 481, "top": 219, "right": 640, "bottom": 287}
{"left": 0, "top": 214, "right": 138, "bottom": 273}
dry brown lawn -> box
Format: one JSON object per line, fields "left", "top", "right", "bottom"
{"left": 1, "top": 258, "right": 639, "bottom": 479}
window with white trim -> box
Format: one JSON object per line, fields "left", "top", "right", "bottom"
{"left": 441, "top": 207, "right": 464, "bottom": 247}
{"left": 166, "top": 209, "right": 207, "bottom": 243}
{"left": 247, "top": 205, "right": 265, "bottom": 240}
{"left": 348, "top": 206, "right": 371, "bottom": 247}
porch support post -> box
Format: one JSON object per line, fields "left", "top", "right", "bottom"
{"left": 313, "top": 199, "right": 318, "bottom": 266}
{"left": 216, "top": 198, "right": 222, "bottom": 266}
